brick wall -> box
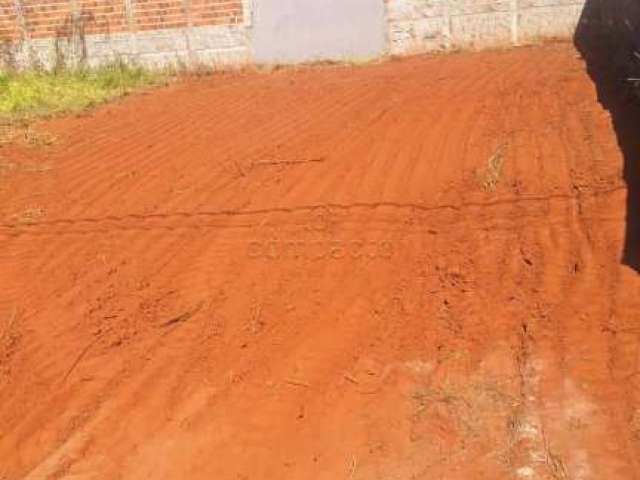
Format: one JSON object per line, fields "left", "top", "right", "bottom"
{"left": 0, "top": 0, "right": 250, "bottom": 69}
{"left": 78, "top": 0, "right": 129, "bottom": 35}
{"left": 0, "top": 0, "right": 244, "bottom": 40}
{"left": 0, "top": 3, "right": 18, "bottom": 42}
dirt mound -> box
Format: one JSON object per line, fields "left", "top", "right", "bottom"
{"left": 1, "top": 43, "right": 640, "bottom": 479}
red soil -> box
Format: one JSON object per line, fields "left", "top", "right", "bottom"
{"left": 1, "top": 43, "right": 640, "bottom": 479}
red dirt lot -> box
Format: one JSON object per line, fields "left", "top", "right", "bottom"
{"left": 1, "top": 42, "right": 640, "bottom": 479}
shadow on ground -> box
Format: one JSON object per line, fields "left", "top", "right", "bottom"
{"left": 575, "top": 0, "right": 640, "bottom": 272}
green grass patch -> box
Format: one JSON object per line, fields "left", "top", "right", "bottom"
{"left": 0, "top": 63, "right": 164, "bottom": 119}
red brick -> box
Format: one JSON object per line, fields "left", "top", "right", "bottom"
{"left": 1, "top": 0, "right": 244, "bottom": 40}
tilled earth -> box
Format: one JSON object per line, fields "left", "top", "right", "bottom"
{"left": 1, "top": 43, "right": 640, "bottom": 479}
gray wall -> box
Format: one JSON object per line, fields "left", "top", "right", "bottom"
{"left": 252, "top": 0, "right": 386, "bottom": 64}
{"left": 1, "top": 0, "right": 591, "bottom": 70}
{"left": 387, "top": 0, "right": 586, "bottom": 55}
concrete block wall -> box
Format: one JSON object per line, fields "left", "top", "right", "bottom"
{"left": 386, "top": 0, "right": 585, "bottom": 55}
{"left": 0, "top": 0, "right": 588, "bottom": 70}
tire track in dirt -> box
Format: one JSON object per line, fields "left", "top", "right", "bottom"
{"left": 502, "top": 72, "right": 637, "bottom": 478}
{"left": 0, "top": 187, "right": 627, "bottom": 241}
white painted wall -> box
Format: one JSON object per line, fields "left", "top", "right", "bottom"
{"left": 252, "top": 0, "right": 386, "bottom": 64}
